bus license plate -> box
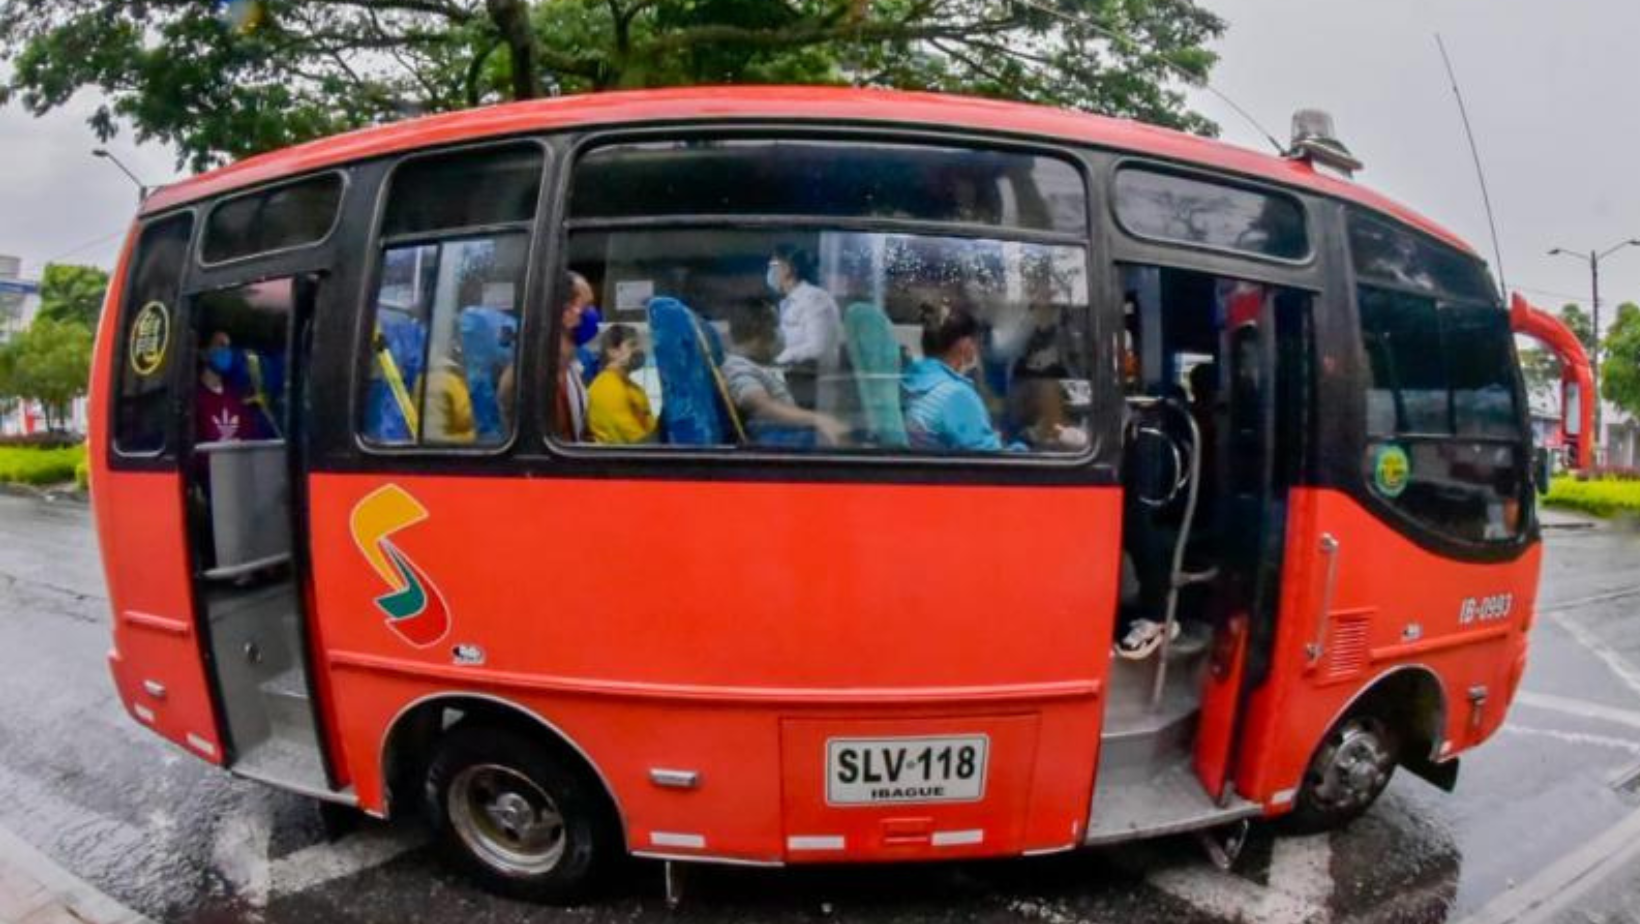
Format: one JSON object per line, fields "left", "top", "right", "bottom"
{"left": 826, "top": 735, "right": 989, "bottom": 805}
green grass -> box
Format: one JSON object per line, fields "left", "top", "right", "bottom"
{"left": 1544, "top": 475, "right": 1640, "bottom": 518}
{"left": 0, "top": 444, "right": 87, "bottom": 487}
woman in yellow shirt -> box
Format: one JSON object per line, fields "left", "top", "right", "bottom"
{"left": 586, "top": 325, "right": 658, "bottom": 444}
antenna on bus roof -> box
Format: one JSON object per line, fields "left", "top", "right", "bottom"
{"left": 1435, "top": 33, "right": 1509, "bottom": 298}
{"left": 1007, "top": 0, "right": 1287, "bottom": 156}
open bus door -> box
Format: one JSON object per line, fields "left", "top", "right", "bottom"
{"left": 179, "top": 275, "right": 335, "bottom": 797}
{"left": 1193, "top": 287, "right": 1311, "bottom": 801}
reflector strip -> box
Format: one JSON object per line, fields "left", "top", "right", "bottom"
{"left": 186, "top": 733, "right": 217, "bottom": 757}
{"left": 132, "top": 704, "right": 155, "bottom": 724}
{"left": 787, "top": 835, "right": 845, "bottom": 851}
{"left": 932, "top": 829, "right": 984, "bottom": 847}
{"left": 650, "top": 831, "right": 705, "bottom": 849}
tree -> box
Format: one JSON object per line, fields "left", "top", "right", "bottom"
{"left": 0, "top": 0, "right": 1226, "bottom": 171}
{"left": 0, "top": 318, "right": 93, "bottom": 431}
{"left": 1603, "top": 302, "right": 1640, "bottom": 419}
{"left": 37, "top": 264, "right": 110, "bottom": 329}
{"left": 1520, "top": 302, "right": 1596, "bottom": 403}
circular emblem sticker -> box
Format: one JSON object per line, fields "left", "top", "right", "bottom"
{"left": 1372, "top": 443, "right": 1411, "bottom": 498}
{"left": 128, "top": 301, "right": 170, "bottom": 377}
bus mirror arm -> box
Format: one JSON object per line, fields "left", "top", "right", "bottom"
{"left": 1305, "top": 533, "right": 1341, "bottom": 665}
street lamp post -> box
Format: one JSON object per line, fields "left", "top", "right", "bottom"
{"left": 1549, "top": 239, "right": 1640, "bottom": 461}
{"left": 91, "top": 148, "right": 149, "bottom": 201}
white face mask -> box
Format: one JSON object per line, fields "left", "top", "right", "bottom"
{"left": 765, "top": 265, "right": 784, "bottom": 294}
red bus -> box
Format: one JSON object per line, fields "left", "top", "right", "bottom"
{"left": 89, "top": 87, "right": 1540, "bottom": 902}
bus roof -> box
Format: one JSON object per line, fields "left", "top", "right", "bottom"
{"left": 140, "top": 85, "right": 1477, "bottom": 256}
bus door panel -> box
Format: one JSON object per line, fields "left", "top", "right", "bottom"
{"left": 1194, "top": 285, "right": 1303, "bottom": 801}
{"left": 182, "top": 276, "right": 334, "bottom": 793}
{"left": 1233, "top": 489, "right": 1541, "bottom": 805}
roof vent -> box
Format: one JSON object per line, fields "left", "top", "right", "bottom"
{"left": 1287, "top": 109, "right": 1363, "bottom": 179}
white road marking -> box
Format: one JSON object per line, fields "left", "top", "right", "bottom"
{"left": 1497, "top": 724, "right": 1640, "bottom": 757}
{"left": 1148, "top": 834, "right": 1333, "bottom": 924}
{"left": 1516, "top": 690, "right": 1640, "bottom": 734}
{"left": 1546, "top": 611, "right": 1640, "bottom": 701}
{"left": 268, "top": 823, "right": 425, "bottom": 897}
{"left": 210, "top": 811, "right": 271, "bottom": 907}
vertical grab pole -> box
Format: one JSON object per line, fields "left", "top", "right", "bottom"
{"left": 1151, "top": 402, "right": 1204, "bottom": 710}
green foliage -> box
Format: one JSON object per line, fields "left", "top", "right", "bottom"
{"left": 1602, "top": 302, "right": 1640, "bottom": 418}
{"left": 38, "top": 263, "right": 109, "bottom": 329}
{"left": 1520, "top": 303, "right": 1596, "bottom": 402}
{"left": 0, "top": 318, "right": 94, "bottom": 431}
{"left": 0, "top": 0, "right": 1225, "bottom": 171}
{"left": 1543, "top": 474, "right": 1640, "bottom": 519}
{"left": 0, "top": 444, "right": 86, "bottom": 487}
{"left": 74, "top": 456, "right": 89, "bottom": 490}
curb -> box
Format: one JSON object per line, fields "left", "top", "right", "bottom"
{"left": 0, "top": 823, "right": 152, "bottom": 924}
{"left": 1456, "top": 804, "right": 1640, "bottom": 924}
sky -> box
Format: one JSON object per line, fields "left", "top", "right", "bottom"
{"left": 1, "top": 0, "right": 1637, "bottom": 332}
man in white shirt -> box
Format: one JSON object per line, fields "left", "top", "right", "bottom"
{"left": 768, "top": 244, "right": 841, "bottom": 370}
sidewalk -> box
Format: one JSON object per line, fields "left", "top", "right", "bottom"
{"left": 0, "top": 825, "right": 149, "bottom": 924}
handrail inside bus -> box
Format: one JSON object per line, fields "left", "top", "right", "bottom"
{"left": 194, "top": 438, "right": 287, "bottom": 455}
{"left": 1509, "top": 292, "right": 1594, "bottom": 470}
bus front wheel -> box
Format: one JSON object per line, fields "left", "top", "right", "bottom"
{"left": 1287, "top": 714, "right": 1399, "bottom": 832}
{"left": 424, "top": 725, "right": 616, "bottom": 903}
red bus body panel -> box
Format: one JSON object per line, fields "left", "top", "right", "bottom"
{"left": 309, "top": 474, "right": 1120, "bottom": 860}
{"left": 1234, "top": 488, "right": 1539, "bottom": 806}
{"left": 90, "top": 230, "right": 227, "bottom": 765}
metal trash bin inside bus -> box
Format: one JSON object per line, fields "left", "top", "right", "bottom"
{"left": 201, "top": 440, "right": 291, "bottom": 577}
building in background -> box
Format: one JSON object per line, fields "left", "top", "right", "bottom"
{"left": 0, "top": 254, "right": 88, "bottom": 436}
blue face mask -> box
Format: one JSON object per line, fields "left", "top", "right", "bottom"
{"left": 573, "top": 306, "right": 602, "bottom": 347}
{"left": 206, "top": 345, "right": 234, "bottom": 375}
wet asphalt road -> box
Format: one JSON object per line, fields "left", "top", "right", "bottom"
{"left": 1, "top": 491, "right": 1639, "bottom": 924}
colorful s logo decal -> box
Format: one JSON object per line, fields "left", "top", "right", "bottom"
{"left": 350, "top": 484, "right": 450, "bottom": 648}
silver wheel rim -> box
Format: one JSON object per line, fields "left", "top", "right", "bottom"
{"left": 1308, "top": 717, "right": 1394, "bottom": 814}
{"left": 448, "top": 764, "right": 567, "bottom": 876}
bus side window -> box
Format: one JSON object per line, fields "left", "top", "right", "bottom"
{"left": 558, "top": 138, "right": 1096, "bottom": 457}
{"left": 359, "top": 144, "right": 543, "bottom": 449}
{"left": 114, "top": 213, "right": 196, "bottom": 456}
{"left": 1351, "top": 211, "right": 1525, "bottom": 544}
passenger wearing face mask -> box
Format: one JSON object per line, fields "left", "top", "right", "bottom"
{"left": 903, "top": 301, "right": 1005, "bottom": 452}
{"left": 766, "top": 244, "right": 840, "bottom": 409}
{"left": 586, "top": 324, "right": 658, "bottom": 444}
{"left": 195, "top": 330, "right": 274, "bottom": 443}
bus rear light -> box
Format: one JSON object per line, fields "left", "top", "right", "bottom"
{"left": 142, "top": 679, "right": 167, "bottom": 700}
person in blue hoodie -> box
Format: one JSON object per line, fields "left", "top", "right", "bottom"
{"left": 903, "top": 300, "right": 1004, "bottom": 452}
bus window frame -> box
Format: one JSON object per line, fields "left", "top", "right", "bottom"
{"left": 1108, "top": 157, "right": 1317, "bottom": 269}
{"left": 539, "top": 124, "right": 1114, "bottom": 476}
{"left": 108, "top": 207, "right": 201, "bottom": 469}
{"left": 349, "top": 137, "right": 555, "bottom": 460}
{"left": 197, "top": 170, "right": 350, "bottom": 270}
{"left": 1339, "top": 208, "right": 1537, "bottom": 562}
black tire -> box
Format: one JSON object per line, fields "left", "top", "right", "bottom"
{"left": 1285, "top": 713, "right": 1399, "bottom": 834}
{"left": 423, "top": 725, "right": 618, "bottom": 904}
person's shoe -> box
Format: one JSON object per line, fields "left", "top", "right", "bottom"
{"left": 1116, "top": 618, "right": 1180, "bottom": 660}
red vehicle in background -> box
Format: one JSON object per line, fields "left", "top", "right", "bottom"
{"left": 89, "top": 87, "right": 1541, "bottom": 902}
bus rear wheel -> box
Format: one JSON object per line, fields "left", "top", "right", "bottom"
{"left": 424, "top": 725, "right": 615, "bottom": 903}
{"left": 1288, "top": 714, "right": 1399, "bottom": 833}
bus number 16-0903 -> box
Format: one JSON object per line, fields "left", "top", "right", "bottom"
{"left": 825, "top": 736, "right": 988, "bottom": 805}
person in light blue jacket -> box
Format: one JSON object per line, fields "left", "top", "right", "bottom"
{"left": 903, "top": 301, "right": 1004, "bottom": 452}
